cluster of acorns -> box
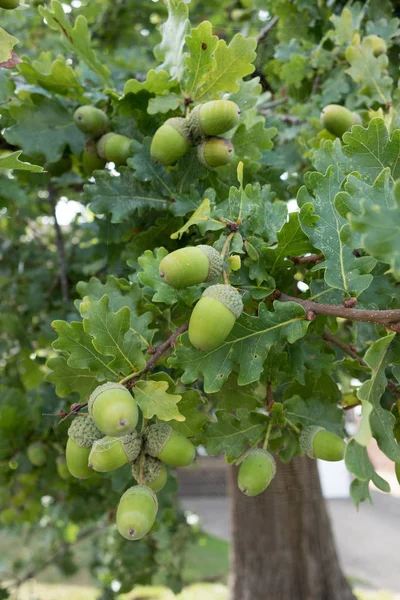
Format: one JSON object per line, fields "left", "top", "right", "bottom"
{"left": 63, "top": 382, "right": 195, "bottom": 540}
{"left": 150, "top": 99, "right": 241, "bottom": 168}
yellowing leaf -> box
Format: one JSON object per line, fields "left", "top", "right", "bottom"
{"left": 133, "top": 380, "right": 184, "bottom": 422}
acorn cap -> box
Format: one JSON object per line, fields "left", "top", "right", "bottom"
{"left": 121, "top": 432, "right": 143, "bottom": 462}
{"left": 132, "top": 455, "right": 163, "bottom": 485}
{"left": 97, "top": 133, "right": 114, "bottom": 159}
{"left": 202, "top": 284, "right": 243, "bottom": 319}
{"left": 88, "top": 382, "right": 127, "bottom": 415}
{"left": 240, "top": 448, "right": 276, "bottom": 477}
{"left": 299, "top": 426, "right": 324, "bottom": 458}
{"left": 144, "top": 423, "right": 172, "bottom": 457}
{"left": 68, "top": 415, "right": 103, "bottom": 448}
{"left": 197, "top": 245, "right": 224, "bottom": 281}
{"left": 164, "top": 117, "right": 191, "bottom": 142}
{"left": 119, "top": 484, "right": 158, "bottom": 512}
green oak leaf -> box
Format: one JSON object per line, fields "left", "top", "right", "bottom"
{"left": 232, "top": 121, "right": 277, "bottom": 163}
{"left": 263, "top": 212, "right": 314, "bottom": 274}
{"left": 124, "top": 69, "right": 176, "bottom": 96}
{"left": 183, "top": 21, "right": 218, "bottom": 97}
{"left": 284, "top": 393, "right": 344, "bottom": 436}
{"left": 200, "top": 408, "right": 266, "bottom": 462}
{"left": 133, "top": 380, "right": 184, "bottom": 422}
{"left": 169, "top": 301, "right": 310, "bottom": 393}
{"left": 345, "top": 38, "right": 392, "bottom": 105}
{"left": 350, "top": 478, "right": 372, "bottom": 508}
{"left": 170, "top": 198, "right": 224, "bottom": 240}
{"left": 154, "top": 0, "right": 190, "bottom": 81}
{"left": 0, "top": 152, "right": 43, "bottom": 172}
{"left": 345, "top": 440, "right": 390, "bottom": 493}
{"left": 18, "top": 54, "right": 83, "bottom": 97}
{"left": 286, "top": 338, "right": 335, "bottom": 385}
{"left": 169, "top": 389, "right": 208, "bottom": 437}
{"left": 45, "top": 357, "right": 98, "bottom": 400}
{"left": 0, "top": 28, "right": 19, "bottom": 65}
{"left": 213, "top": 373, "right": 263, "bottom": 411}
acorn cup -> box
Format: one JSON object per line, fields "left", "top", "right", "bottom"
{"left": 159, "top": 245, "right": 223, "bottom": 289}
{"left": 145, "top": 423, "right": 196, "bottom": 467}
{"left": 320, "top": 104, "right": 360, "bottom": 138}
{"left": 73, "top": 106, "right": 109, "bottom": 136}
{"left": 132, "top": 455, "right": 168, "bottom": 492}
{"left": 197, "top": 137, "right": 234, "bottom": 168}
{"left": 82, "top": 140, "right": 106, "bottom": 176}
{"left": 188, "top": 284, "right": 243, "bottom": 351}
{"left": 189, "top": 100, "right": 241, "bottom": 140}
{"left": 66, "top": 415, "right": 103, "bottom": 479}
{"left": 237, "top": 448, "right": 276, "bottom": 497}
{"left": 97, "top": 133, "right": 133, "bottom": 166}
{"left": 150, "top": 117, "right": 191, "bottom": 165}
{"left": 0, "top": 0, "right": 19, "bottom": 8}
{"left": 116, "top": 485, "right": 158, "bottom": 540}
{"left": 88, "top": 382, "right": 139, "bottom": 437}
{"left": 364, "top": 34, "right": 387, "bottom": 56}
{"left": 88, "top": 432, "right": 142, "bottom": 473}
{"left": 300, "top": 426, "right": 346, "bottom": 462}
{"left": 27, "top": 442, "right": 47, "bottom": 467}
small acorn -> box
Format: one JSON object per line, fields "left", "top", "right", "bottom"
{"left": 88, "top": 432, "right": 142, "bottom": 473}
{"left": 56, "top": 456, "right": 71, "bottom": 480}
{"left": 27, "top": 442, "right": 47, "bottom": 467}
{"left": 228, "top": 255, "right": 241, "bottom": 271}
{"left": 145, "top": 423, "right": 196, "bottom": 467}
{"left": 73, "top": 106, "right": 109, "bottom": 136}
{"left": 189, "top": 100, "right": 240, "bottom": 140}
{"left": 132, "top": 455, "right": 168, "bottom": 492}
{"left": 365, "top": 34, "right": 387, "bottom": 56}
{"left": 150, "top": 118, "right": 191, "bottom": 166}
{"left": 97, "top": 133, "right": 132, "bottom": 166}
{"left": 82, "top": 140, "right": 106, "bottom": 176}
{"left": 300, "top": 426, "right": 346, "bottom": 462}
{"left": 88, "top": 382, "right": 139, "bottom": 437}
{"left": 188, "top": 284, "right": 243, "bottom": 351}
{"left": 197, "top": 137, "right": 234, "bottom": 168}
{"left": 116, "top": 485, "right": 158, "bottom": 540}
{"left": 320, "top": 104, "right": 360, "bottom": 138}
{"left": 0, "top": 0, "right": 19, "bottom": 8}
{"left": 238, "top": 448, "right": 276, "bottom": 496}
{"left": 66, "top": 415, "right": 103, "bottom": 479}
{"left": 159, "top": 245, "right": 223, "bottom": 289}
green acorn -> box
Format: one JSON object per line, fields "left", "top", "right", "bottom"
{"left": 300, "top": 426, "right": 346, "bottom": 462}
{"left": 66, "top": 415, "right": 103, "bottom": 479}
{"left": 27, "top": 442, "right": 47, "bottom": 467}
{"left": 56, "top": 456, "right": 71, "bottom": 481}
{"left": 189, "top": 100, "right": 240, "bottom": 140}
{"left": 116, "top": 485, "right": 158, "bottom": 540}
{"left": 82, "top": 140, "right": 106, "bottom": 176}
{"left": 159, "top": 245, "right": 223, "bottom": 289}
{"left": 238, "top": 449, "right": 276, "bottom": 497}
{"left": 145, "top": 423, "right": 196, "bottom": 467}
{"left": 320, "top": 104, "right": 360, "bottom": 138}
{"left": 88, "top": 382, "right": 139, "bottom": 437}
{"left": 228, "top": 255, "right": 241, "bottom": 271}
{"left": 132, "top": 455, "right": 168, "bottom": 492}
{"left": 0, "top": 0, "right": 19, "bottom": 8}
{"left": 150, "top": 118, "right": 191, "bottom": 166}
{"left": 188, "top": 284, "right": 243, "bottom": 351}
{"left": 88, "top": 432, "right": 142, "bottom": 473}
{"left": 197, "top": 137, "right": 234, "bottom": 168}
{"left": 73, "top": 106, "right": 109, "bottom": 136}
{"left": 97, "top": 133, "right": 132, "bottom": 166}
{"left": 365, "top": 34, "right": 387, "bottom": 56}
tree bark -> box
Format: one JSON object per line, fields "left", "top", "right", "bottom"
{"left": 229, "top": 455, "right": 356, "bottom": 600}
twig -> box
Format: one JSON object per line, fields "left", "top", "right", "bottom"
{"left": 266, "top": 381, "right": 274, "bottom": 411}
{"left": 257, "top": 16, "right": 279, "bottom": 45}
{"left": 291, "top": 253, "right": 324, "bottom": 265}
{"left": 48, "top": 184, "right": 69, "bottom": 303}
{"left": 260, "top": 97, "right": 288, "bottom": 110}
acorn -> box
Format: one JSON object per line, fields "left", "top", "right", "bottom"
{"left": 159, "top": 245, "right": 223, "bottom": 289}
{"left": 238, "top": 449, "right": 276, "bottom": 497}
{"left": 73, "top": 106, "right": 109, "bottom": 136}
{"left": 320, "top": 105, "right": 360, "bottom": 138}
{"left": 116, "top": 485, "right": 158, "bottom": 540}
{"left": 300, "top": 426, "right": 346, "bottom": 462}
{"left": 82, "top": 140, "right": 106, "bottom": 175}
{"left": 150, "top": 118, "right": 191, "bottom": 166}
{"left": 197, "top": 137, "right": 234, "bottom": 168}
{"left": 145, "top": 423, "right": 196, "bottom": 467}
{"left": 27, "top": 442, "right": 47, "bottom": 467}
{"left": 0, "top": 0, "right": 19, "bottom": 8}
{"left": 188, "top": 284, "right": 243, "bottom": 351}
{"left": 365, "top": 34, "right": 387, "bottom": 56}
{"left": 189, "top": 100, "right": 240, "bottom": 140}
{"left": 132, "top": 455, "right": 168, "bottom": 492}
{"left": 66, "top": 415, "right": 103, "bottom": 479}
{"left": 56, "top": 456, "right": 71, "bottom": 480}
{"left": 88, "top": 432, "right": 142, "bottom": 473}
{"left": 88, "top": 382, "right": 139, "bottom": 437}
{"left": 97, "top": 133, "right": 132, "bottom": 166}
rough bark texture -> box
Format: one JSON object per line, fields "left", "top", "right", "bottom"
{"left": 229, "top": 455, "right": 356, "bottom": 600}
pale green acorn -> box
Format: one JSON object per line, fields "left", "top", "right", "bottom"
{"left": 73, "top": 106, "right": 109, "bottom": 136}
{"left": 145, "top": 423, "right": 195, "bottom": 467}
{"left": 197, "top": 137, "right": 234, "bottom": 168}
{"left": 300, "top": 426, "right": 346, "bottom": 462}
{"left": 27, "top": 442, "right": 47, "bottom": 467}
{"left": 116, "top": 485, "right": 158, "bottom": 540}
{"left": 238, "top": 449, "right": 276, "bottom": 496}
{"left": 88, "top": 432, "right": 142, "bottom": 473}
{"left": 159, "top": 245, "right": 223, "bottom": 289}
{"left": 132, "top": 455, "right": 168, "bottom": 492}
{"left": 188, "top": 284, "right": 243, "bottom": 351}
{"left": 0, "top": 0, "right": 19, "bottom": 8}
{"left": 97, "top": 133, "right": 132, "bottom": 166}
{"left": 228, "top": 255, "right": 241, "bottom": 271}
{"left": 56, "top": 456, "right": 71, "bottom": 481}
{"left": 320, "top": 104, "right": 360, "bottom": 138}
{"left": 82, "top": 140, "right": 106, "bottom": 176}
{"left": 88, "top": 382, "right": 139, "bottom": 437}
{"left": 66, "top": 415, "right": 102, "bottom": 479}
{"left": 365, "top": 34, "right": 387, "bottom": 56}
{"left": 189, "top": 100, "right": 241, "bottom": 140}
{"left": 150, "top": 118, "right": 191, "bottom": 165}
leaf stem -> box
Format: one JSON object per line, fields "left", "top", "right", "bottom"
{"left": 220, "top": 232, "right": 234, "bottom": 260}
{"left": 262, "top": 420, "right": 273, "bottom": 450}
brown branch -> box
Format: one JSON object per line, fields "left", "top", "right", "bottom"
{"left": 257, "top": 15, "right": 279, "bottom": 45}
{"left": 265, "top": 381, "right": 274, "bottom": 411}
{"left": 291, "top": 253, "right": 324, "bottom": 265}
{"left": 48, "top": 184, "right": 69, "bottom": 303}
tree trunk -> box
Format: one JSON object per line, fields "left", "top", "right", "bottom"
{"left": 229, "top": 455, "right": 356, "bottom": 600}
